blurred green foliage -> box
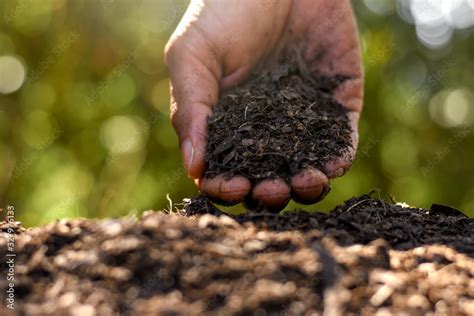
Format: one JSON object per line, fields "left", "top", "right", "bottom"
{"left": 0, "top": 0, "right": 473, "bottom": 226}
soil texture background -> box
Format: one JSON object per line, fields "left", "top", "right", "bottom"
{"left": 1, "top": 193, "right": 473, "bottom": 315}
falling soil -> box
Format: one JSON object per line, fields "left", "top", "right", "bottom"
{"left": 204, "top": 56, "right": 352, "bottom": 183}
{"left": 1, "top": 193, "right": 473, "bottom": 315}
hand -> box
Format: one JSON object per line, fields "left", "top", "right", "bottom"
{"left": 165, "top": 0, "right": 363, "bottom": 211}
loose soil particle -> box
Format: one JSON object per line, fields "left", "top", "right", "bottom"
{"left": 204, "top": 57, "right": 352, "bottom": 183}
{"left": 1, "top": 194, "right": 473, "bottom": 315}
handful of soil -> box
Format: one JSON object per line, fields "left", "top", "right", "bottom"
{"left": 205, "top": 57, "right": 352, "bottom": 183}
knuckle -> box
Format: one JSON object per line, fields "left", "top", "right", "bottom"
{"left": 169, "top": 105, "right": 188, "bottom": 137}
{"left": 164, "top": 39, "right": 178, "bottom": 66}
{"left": 169, "top": 105, "right": 180, "bottom": 128}
{"left": 164, "top": 41, "right": 174, "bottom": 66}
{"left": 164, "top": 38, "right": 185, "bottom": 67}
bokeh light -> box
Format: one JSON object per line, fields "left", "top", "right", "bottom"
{"left": 363, "top": 0, "right": 395, "bottom": 16}
{"left": 405, "top": 0, "right": 474, "bottom": 48}
{"left": 0, "top": 55, "right": 26, "bottom": 94}
{"left": 429, "top": 88, "right": 472, "bottom": 127}
{"left": 100, "top": 116, "right": 148, "bottom": 155}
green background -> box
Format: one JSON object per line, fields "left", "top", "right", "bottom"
{"left": 0, "top": 0, "right": 473, "bottom": 226}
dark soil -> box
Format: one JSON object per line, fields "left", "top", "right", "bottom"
{"left": 1, "top": 194, "right": 473, "bottom": 315}
{"left": 187, "top": 192, "right": 474, "bottom": 256}
{"left": 204, "top": 56, "right": 352, "bottom": 183}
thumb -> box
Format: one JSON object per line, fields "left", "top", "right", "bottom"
{"left": 165, "top": 39, "right": 220, "bottom": 179}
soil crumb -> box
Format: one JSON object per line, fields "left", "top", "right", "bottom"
{"left": 204, "top": 57, "right": 352, "bottom": 183}
{"left": 1, "top": 194, "right": 473, "bottom": 315}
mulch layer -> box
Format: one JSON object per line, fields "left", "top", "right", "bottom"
{"left": 1, "top": 194, "right": 473, "bottom": 315}
{"left": 204, "top": 56, "right": 352, "bottom": 183}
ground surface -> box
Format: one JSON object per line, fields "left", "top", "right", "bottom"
{"left": 0, "top": 194, "right": 473, "bottom": 315}
{"left": 205, "top": 56, "right": 352, "bottom": 183}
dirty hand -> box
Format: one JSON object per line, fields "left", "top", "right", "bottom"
{"left": 165, "top": 0, "right": 363, "bottom": 210}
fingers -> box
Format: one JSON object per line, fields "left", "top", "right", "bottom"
{"left": 202, "top": 170, "right": 328, "bottom": 210}
{"left": 333, "top": 78, "right": 364, "bottom": 112}
{"left": 165, "top": 32, "right": 222, "bottom": 179}
{"left": 247, "top": 179, "right": 292, "bottom": 212}
{"left": 200, "top": 175, "right": 251, "bottom": 205}
{"left": 243, "top": 169, "right": 329, "bottom": 210}
{"left": 291, "top": 168, "right": 329, "bottom": 204}
{"left": 322, "top": 111, "right": 360, "bottom": 178}
{"left": 172, "top": 100, "right": 212, "bottom": 179}
{"left": 201, "top": 176, "right": 292, "bottom": 211}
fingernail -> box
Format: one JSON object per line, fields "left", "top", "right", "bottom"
{"left": 181, "top": 139, "right": 195, "bottom": 176}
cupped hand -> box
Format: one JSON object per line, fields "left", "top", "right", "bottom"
{"left": 165, "top": 0, "right": 363, "bottom": 211}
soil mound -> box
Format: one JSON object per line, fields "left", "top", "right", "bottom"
{"left": 1, "top": 194, "right": 473, "bottom": 315}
